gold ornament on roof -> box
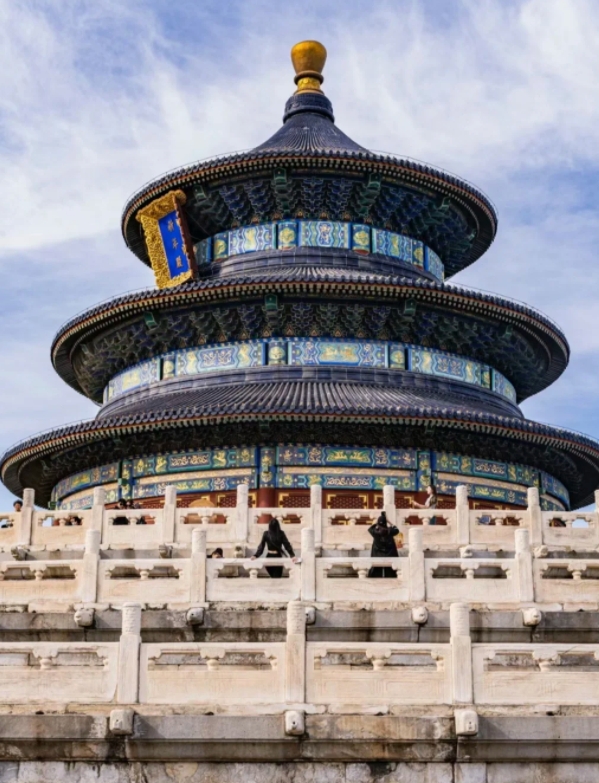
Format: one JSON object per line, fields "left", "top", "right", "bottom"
{"left": 291, "top": 40, "right": 327, "bottom": 94}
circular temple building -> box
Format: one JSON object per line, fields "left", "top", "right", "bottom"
{"left": 3, "top": 41, "right": 599, "bottom": 512}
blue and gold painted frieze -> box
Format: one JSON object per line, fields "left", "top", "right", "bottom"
{"left": 407, "top": 346, "right": 515, "bottom": 402}
{"left": 105, "top": 338, "right": 516, "bottom": 405}
{"left": 492, "top": 369, "right": 517, "bottom": 403}
{"left": 51, "top": 463, "right": 120, "bottom": 504}
{"left": 277, "top": 468, "right": 417, "bottom": 491}
{"left": 133, "top": 471, "right": 257, "bottom": 500}
{"left": 57, "top": 486, "right": 118, "bottom": 511}
{"left": 434, "top": 476, "right": 528, "bottom": 507}
{"left": 229, "top": 223, "right": 276, "bottom": 255}
{"left": 277, "top": 221, "right": 298, "bottom": 250}
{"left": 299, "top": 220, "right": 350, "bottom": 249}
{"left": 372, "top": 229, "right": 422, "bottom": 267}
{"left": 105, "top": 358, "right": 160, "bottom": 402}
{"left": 260, "top": 447, "right": 277, "bottom": 488}
{"left": 288, "top": 339, "right": 386, "bottom": 368}
{"left": 277, "top": 446, "right": 418, "bottom": 470}
{"left": 267, "top": 341, "right": 287, "bottom": 365}
{"left": 426, "top": 249, "right": 444, "bottom": 281}
{"left": 351, "top": 224, "right": 371, "bottom": 253}
{"left": 194, "top": 221, "right": 445, "bottom": 281}
{"left": 408, "top": 347, "right": 485, "bottom": 386}
{"left": 433, "top": 453, "right": 540, "bottom": 487}
{"left": 540, "top": 471, "right": 569, "bottom": 506}
{"left": 175, "top": 342, "right": 264, "bottom": 377}
{"left": 54, "top": 448, "right": 257, "bottom": 506}
{"left": 388, "top": 343, "right": 406, "bottom": 369}
{"left": 53, "top": 444, "right": 569, "bottom": 510}
{"left": 129, "top": 448, "right": 257, "bottom": 478}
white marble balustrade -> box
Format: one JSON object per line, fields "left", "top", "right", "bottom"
{"left": 139, "top": 642, "right": 287, "bottom": 706}
{"left": 7, "top": 485, "right": 599, "bottom": 554}
{"left": 97, "top": 558, "right": 192, "bottom": 605}
{"left": 424, "top": 558, "right": 519, "bottom": 603}
{"left": 175, "top": 508, "right": 237, "bottom": 545}
{"left": 315, "top": 557, "right": 410, "bottom": 603}
{"left": 32, "top": 510, "right": 92, "bottom": 547}
{"left": 306, "top": 642, "right": 452, "bottom": 707}
{"left": 2, "top": 529, "right": 599, "bottom": 607}
{"left": 472, "top": 643, "right": 599, "bottom": 705}
{"left": 3, "top": 602, "right": 599, "bottom": 710}
{"left": 0, "top": 642, "right": 119, "bottom": 703}
{"left": 206, "top": 558, "right": 301, "bottom": 602}
{"left": 533, "top": 558, "right": 599, "bottom": 603}
{"left": 0, "top": 560, "right": 83, "bottom": 606}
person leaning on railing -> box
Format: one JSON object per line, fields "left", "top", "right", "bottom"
{"left": 413, "top": 484, "right": 438, "bottom": 525}
{"left": 251, "top": 518, "right": 297, "bottom": 578}
{"left": 368, "top": 511, "right": 400, "bottom": 578}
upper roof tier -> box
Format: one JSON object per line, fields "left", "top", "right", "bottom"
{"left": 121, "top": 41, "right": 497, "bottom": 281}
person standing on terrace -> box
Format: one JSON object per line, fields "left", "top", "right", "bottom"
{"left": 414, "top": 484, "right": 439, "bottom": 524}
{"left": 251, "top": 518, "right": 297, "bottom": 578}
{"left": 368, "top": 511, "right": 400, "bottom": 578}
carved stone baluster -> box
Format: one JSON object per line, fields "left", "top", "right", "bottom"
{"left": 200, "top": 647, "right": 225, "bottom": 671}
{"left": 408, "top": 527, "right": 425, "bottom": 602}
{"left": 285, "top": 601, "right": 306, "bottom": 704}
{"left": 117, "top": 603, "right": 141, "bottom": 704}
{"left": 191, "top": 528, "right": 207, "bottom": 604}
{"left": 568, "top": 563, "right": 587, "bottom": 581}
{"left": 366, "top": 648, "right": 391, "bottom": 671}
{"left": 450, "top": 603, "right": 473, "bottom": 704}
{"left": 301, "top": 528, "right": 315, "bottom": 602}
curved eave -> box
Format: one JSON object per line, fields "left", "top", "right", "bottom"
{"left": 50, "top": 273, "right": 569, "bottom": 402}
{"left": 2, "top": 401, "right": 598, "bottom": 508}
{"left": 121, "top": 150, "right": 497, "bottom": 274}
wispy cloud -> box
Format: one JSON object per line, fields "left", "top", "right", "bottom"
{"left": 0, "top": 0, "right": 598, "bottom": 505}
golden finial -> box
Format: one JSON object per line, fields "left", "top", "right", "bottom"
{"left": 291, "top": 40, "right": 327, "bottom": 94}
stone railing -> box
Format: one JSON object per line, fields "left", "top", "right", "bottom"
{"left": 3, "top": 525, "right": 599, "bottom": 609}
{"left": 0, "top": 641, "right": 119, "bottom": 704}
{"left": 5, "top": 602, "right": 599, "bottom": 712}
{"left": 1, "top": 484, "right": 598, "bottom": 609}
{"left": 9, "top": 485, "right": 598, "bottom": 555}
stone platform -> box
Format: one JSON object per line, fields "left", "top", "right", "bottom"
{"left": 0, "top": 485, "right": 597, "bottom": 780}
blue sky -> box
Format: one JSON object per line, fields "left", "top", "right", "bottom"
{"left": 0, "top": 0, "right": 598, "bottom": 508}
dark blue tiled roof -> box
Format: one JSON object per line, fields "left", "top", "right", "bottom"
{"left": 97, "top": 367, "right": 522, "bottom": 421}
{"left": 253, "top": 107, "right": 366, "bottom": 155}
{"left": 50, "top": 267, "right": 569, "bottom": 406}
{"left": 3, "top": 372, "right": 599, "bottom": 506}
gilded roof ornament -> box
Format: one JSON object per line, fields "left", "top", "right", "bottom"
{"left": 291, "top": 40, "right": 327, "bottom": 94}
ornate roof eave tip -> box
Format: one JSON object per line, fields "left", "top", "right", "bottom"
{"left": 291, "top": 40, "right": 327, "bottom": 94}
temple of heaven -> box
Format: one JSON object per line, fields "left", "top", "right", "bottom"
{"left": 3, "top": 41, "right": 599, "bottom": 512}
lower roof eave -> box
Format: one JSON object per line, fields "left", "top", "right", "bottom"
{"left": 2, "top": 406, "right": 599, "bottom": 508}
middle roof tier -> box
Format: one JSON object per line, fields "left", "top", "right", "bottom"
{"left": 52, "top": 266, "right": 568, "bottom": 406}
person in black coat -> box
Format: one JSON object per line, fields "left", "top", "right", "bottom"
{"left": 251, "top": 518, "right": 296, "bottom": 578}
{"left": 368, "top": 511, "right": 400, "bottom": 578}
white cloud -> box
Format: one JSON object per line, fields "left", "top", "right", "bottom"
{"left": 1, "top": 0, "right": 598, "bottom": 251}
{"left": 0, "top": 0, "right": 598, "bottom": 506}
